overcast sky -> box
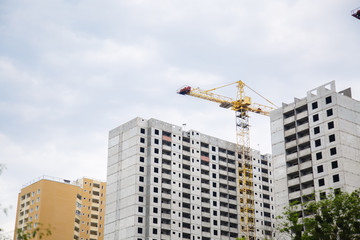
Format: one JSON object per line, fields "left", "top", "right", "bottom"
{"left": 1, "top": 0, "right": 360, "bottom": 236}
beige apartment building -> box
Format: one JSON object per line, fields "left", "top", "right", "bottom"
{"left": 13, "top": 176, "right": 106, "bottom": 240}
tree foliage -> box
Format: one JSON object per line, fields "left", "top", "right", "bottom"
{"left": 278, "top": 189, "right": 360, "bottom": 240}
{"left": 15, "top": 222, "right": 52, "bottom": 240}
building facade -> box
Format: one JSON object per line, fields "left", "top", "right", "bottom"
{"left": 270, "top": 81, "right": 360, "bottom": 237}
{"left": 13, "top": 176, "right": 106, "bottom": 240}
{"left": 104, "top": 117, "right": 275, "bottom": 240}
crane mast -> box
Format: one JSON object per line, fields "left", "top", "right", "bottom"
{"left": 178, "top": 81, "right": 276, "bottom": 239}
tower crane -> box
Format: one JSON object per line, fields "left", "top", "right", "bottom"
{"left": 177, "top": 81, "right": 277, "bottom": 239}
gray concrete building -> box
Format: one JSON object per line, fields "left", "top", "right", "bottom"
{"left": 104, "top": 117, "right": 275, "bottom": 240}
{"left": 270, "top": 81, "right": 360, "bottom": 238}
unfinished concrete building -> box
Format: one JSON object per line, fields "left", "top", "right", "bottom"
{"left": 270, "top": 81, "right": 360, "bottom": 238}
{"left": 104, "top": 117, "right": 275, "bottom": 240}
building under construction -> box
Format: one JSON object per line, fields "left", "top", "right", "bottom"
{"left": 271, "top": 81, "right": 360, "bottom": 238}
{"left": 103, "top": 117, "right": 275, "bottom": 240}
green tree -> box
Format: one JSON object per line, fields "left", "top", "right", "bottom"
{"left": 15, "top": 222, "right": 52, "bottom": 240}
{"left": 277, "top": 200, "right": 303, "bottom": 240}
{"left": 278, "top": 189, "right": 360, "bottom": 240}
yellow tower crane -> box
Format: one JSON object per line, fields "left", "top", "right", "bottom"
{"left": 177, "top": 81, "right": 277, "bottom": 240}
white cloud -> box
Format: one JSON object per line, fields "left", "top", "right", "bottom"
{"left": 1, "top": 0, "right": 360, "bottom": 235}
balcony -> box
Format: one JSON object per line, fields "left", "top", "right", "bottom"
{"left": 284, "top": 128, "right": 296, "bottom": 137}
{"left": 289, "top": 191, "right": 301, "bottom": 200}
{"left": 163, "top": 145, "right": 171, "bottom": 152}
{"left": 182, "top": 168, "right": 190, "bottom": 176}
{"left": 162, "top": 213, "right": 171, "bottom": 219}
{"left": 160, "top": 235, "right": 171, "bottom": 240}
{"left": 162, "top": 203, "right": 171, "bottom": 209}
{"left": 162, "top": 182, "right": 171, "bottom": 189}
{"left": 220, "top": 216, "right": 229, "bottom": 222}
{"left": 162, "top": 192, "right": 171, "bottom": 199}
{"left": 283, "top": 116, "right": 295, "bottom": 125}
{"left": 202, "top": 212, "right": 211, "bottom": 218}
{"left": 297, "top": 124, "right": 309, "bottom": 133}
{"left": 229, "top": 198, "right": 237, "bottom": 205}
{"left": 90, "top": 226, "right": 98, "bottom": 232}
{"left": 300, "top": 174, "right": 313, "bottom": 183}
{"left": 162, "top": 154, "right": 171, "bottom": 161}
{"left": 286, "top": 152, "right": 298, "bottom": 161}
{"left": 288, "top": 178, "right": 300, "bottom": 187}
{"left": 296, "top": 111, "right": 308, "bottom": 120}
{"left": 219, "top": 151, "right": 227, "bottom": 158}
{"left": 91, "top": 202, "right": 99, "bottom": 208}
{"left": 285, "top": 140, "right": 297, "bottom": 149}
{"left": 302, "top": 187, "right": 314, "bottom": 196}
{"left": 298, "top": 135, "right": 310, "bottom": 145}
{"left": 299, "top": 161, "right": 312, "bottom": 171}
{"left": 298, "top": 148, "right": 311, "bottom": 158}
{"left": 286, "top": 165, "right": 299, "bottom": 174}
{"left": 219, "top": 169, "right": 228, "bottom": 176}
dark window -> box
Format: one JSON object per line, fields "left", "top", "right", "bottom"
{"left": 138, "top": 227, "right": 143, "bottom": 234}
{"left": 154, "top": 167, "right": 159, "bottom": 173}
{"left": 320, "top": 192, "right": 326, "bottom": 200}
{"left": 140, "top": 147, "right": 145, "bottom": 153}
{"left": 140, "top": 128, "right": 145, "bottom": 134}
{"left": 212, "top": 182, "right": 216, "bottom": 188}
{"left": 154, "top": 157, "right": 159, "bottom": 163}
{"left": 312, "top": 102, "right": 318, "bottom": 109}
{"left": 325, "top": 96, "right": 332, "bottom": 104}
{"left": 139, "top": 176, "right": 144, "bottom": 182}
{"left": 154, "top": 139, "right": 159, "bottom": 144}
{"left": 328, "top": 121, "right": 334, "bottom": 129}
{"left": 154, "top": 148, "right": 159, "bottom": 154}
{"left": 315, "top": 139, "right": 321, "bottom": 147}
{"left": 213, "top": 201, "right": 217, "bottom": 207}
{"left": 153, "top": 197, "right": 158, "bottom": 203}
{"left": 154, "top": 187, "right": 158, "bottom": 193}
{"left": 213, "top": 210, "right": 217, "bottom": 216}
{"left": 153, "top": 228, "right": 157, "bottom": 234}
{"left": 331, "top": 161, "right": 338, "bottom": 169}
{"left": 140, "top": 156, "right": 144, "bottom": 162}
{"left": 153, "top": 207, "right": 158, "bottom": 213}
{"left": 139, "top": 186, "right": 144, "bottom": 192}
{"left": 212, "top": 146, "right": 216, "bottom": 151}
{"left": 333, "top": 174, "right": 340, "bottom": 182}
{"left": 138, "top": 217, "right": 143, "bottom": 223}
{"left": 212, "top": 164, "right": 216, "bottom": 170}
{"left": 313, "top": 114, "right": 319, "bottom": 122}
{"left": 155, "top": 129, "right": 159, "bottom": 135}
{"left": 318, "top": 178, "right": 325, "bottom": 186}
{"left": 317, "top": 165, "right": 324, "bottom": 173}
{"left": 139, "top": 166, "right": 144, "bottom": 172}
{"left": 327, "top": 109, "right": 333, "bottom": 117}
{"left": 139, "top": 196, "right": 143, "bottom": 202}
{"left": 212, "top": 173, "right": 216, "bottom": 178}
{"left": 212, "top": 155, "right": 216, "bottom": 160}
{"left": 212, "top": 192, "right": 217, "bottom": 197}
{"left": 154, "top": 177, "right": 158, "bottom": 183}
{"left": 153, "top": 218, "right": 158, "bottom": 224}
{"left": 329, "top": 134, "right": 335, "bottom": 142}
{"left": 330, "top": 147, "right": 337, "bottom": 155}
{"left": 138, "top": 207, "right": 143, "bottom": 213}
{"left": 140, "top": 137, "right": 145, "bottom": 143}
{"left": 314, "top": 126, "right": 320, "bottom": 134}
